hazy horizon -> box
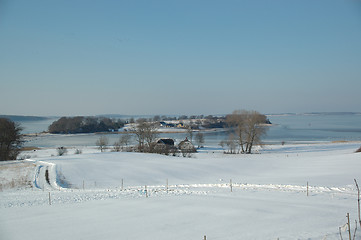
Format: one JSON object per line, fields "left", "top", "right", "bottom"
{"left": 2, "top": 111, "right": 361, "bottom": 120}
{"left": 1, "top": 0, "right": 360, "bottom": 116}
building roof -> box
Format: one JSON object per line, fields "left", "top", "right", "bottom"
{"left": 157, "top": 138, "right": 175, "bottom": 146}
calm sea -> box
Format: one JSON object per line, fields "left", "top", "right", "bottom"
{"left": 19, "top": 113, "right": 361, "bottom": 148}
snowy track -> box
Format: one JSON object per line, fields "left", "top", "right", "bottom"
{"left": 33, "top": 161, "right": 63, "bottom": 191}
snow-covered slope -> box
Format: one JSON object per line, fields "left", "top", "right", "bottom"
{"left": 32, "top": 142, "right": 361, "bottom": 188}
{"left": 1, "top": 142, "right": 361, "bottom": 240}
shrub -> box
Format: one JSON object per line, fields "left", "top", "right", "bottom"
{"left": 96, "top": 136, "right": 108, "bottom": 152}
{"left": 57, "top": 147, "right": 68, "bottom": 156}
{"left": 74, "top": 149, "right": 82, "bottom": 154}
{"left": 18, "top": 154, "right": 32, "bottom": 160}
{"left": 0, "top": 118, "right": 23, "bottom": 161}
{"left": 356, "top": 146, "right": 361, "bottom": 153}
{"left": 112, "top": 141, "right": 121, "bottom": 152}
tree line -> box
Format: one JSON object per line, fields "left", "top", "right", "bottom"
{"left": 93, "top": 110, "right": 268, "bottom": 155}
{"left": 131, "top": 114, "right": 270, "bottom": 130}
{"left": 93, "top": 122, "right": 200, "bottom": 158}
{"left": 48, "top": 116, "right": 125, "bottom": 134}
{"left": 0, "top": 109, "right": 271, "bottom": 161}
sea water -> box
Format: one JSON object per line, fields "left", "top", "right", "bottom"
{"left": 20, "top": 113, "right": 361, "bottom": 148}
{"left": 266, "top": 113, "right": 361, "bottom": 142}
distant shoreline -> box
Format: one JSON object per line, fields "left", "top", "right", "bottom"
{"left": 22, "top": 127, "right": 227, "bottom": 137}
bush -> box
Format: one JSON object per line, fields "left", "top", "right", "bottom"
{"left": 74, "top": 149, "right": 82, "bottom": 154}
{"left": 57, "top": 147, "right": 68, "bottom": 156}
{"left": 0, "top": 118, "right": 23, "bottom": 161}
{"left": 180, "top": 148, "right": 193, "bottom": 158}
{"left": 18, "top": 154, "right": 32, "bottom": 160}
{"left": 96, "top": 136, "right": 108, "bottom": 152}
{"left": 356, "top": 146, "right": 361, "bottom": 153}
{"left": 112, "top": 141, "right": 121, "bottom": 152}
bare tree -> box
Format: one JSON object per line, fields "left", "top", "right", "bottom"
{"left": 133, "top": 122, "right": 158, "bottom": 152}
{"left": 187, "top": 127, "right": 194, "bottom": 143}
{"left": 113, "top": 141, "right": 121, "bottom": 152}
{"left": 195, "top": 132, "right": 205, "bottom": 148}
{"left": 114, "top": 133, "right": 132, "bottom": 152}
{"left": 0, "top": 118, "right": 23, "bottom": 161}
{"left": 226, "top": 110, "right": 268, "bottom": 154}
{"left": 96, "top": 136, "right": 109, "bottom": 152}
{"left": 144, "top": 123, "right": 158, "bottom": 152}
{"left": 133, "top": 125, "right": 145, "bottom": 152}
{"left": 136, "top": 118, "right": 148, "bottom": 124}
{"left": 120, "top": 133, "right": 132, "bottom": 150}
{"left": 219, "top": 133, "right": 238, "bottom": 154}
{"left": 153, "top": 115, "right": 161, "bottom": 122}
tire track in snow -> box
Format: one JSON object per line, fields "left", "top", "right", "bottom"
{"left": 33, "top": 161, "right": 62, "bottom": 190}
{"left": 33, "top": 165, "right": 41, "bottom": 189}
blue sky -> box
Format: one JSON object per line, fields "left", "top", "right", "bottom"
{"left": 1, "top": 0, "right": 360, "bottom": 116}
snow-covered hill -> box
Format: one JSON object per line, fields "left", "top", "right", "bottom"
{"left": 1, "top": 142, "right": 361, "bottom": 240}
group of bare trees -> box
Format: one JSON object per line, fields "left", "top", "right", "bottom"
{"left": 93, "top": 120, "right": 159, "bottom": 154}
{"left": 93, "top": 110, "right": 268, "bottom": 155}
{"left": 96, "top": 136, "right": 109, "bottom": 152}
{"left": 222, "top": 110, "right": 269, "bottom": 154}
{"left": 187, "top": 128, "right": 205, "bottom": 148}
{"left": 113, "top": 134, "right": 132, "bottom": 152}
{"left": 95, "top": 133, "right": 132, "bottom": 153}
{"left": 133, "top": 120, "right": 159, "bottom": 152}
{"left": 129, "top": 110, "right": 267, "bottom": 155}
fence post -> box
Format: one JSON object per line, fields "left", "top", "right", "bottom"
{"left": 204, "top": 235, "right": 206, "bottom": 240}
{"left": 166, "top": 179, "right": 169, "bottom": 193}
{"left": 347, "top": 213, "right": 351, "bottom": 240}
{"left": 48, "top": 192, "right": 51, "bottom": 205}
{"left": 83, "top": 180, "right": 85, "bottom": 190}
{"left": 354, "top": 179, "right": 361, "bottom": 228}
{"left": 145, "top": 185, "right": 148, "bottom": 198}
{"left": 230, "top": 179, "right": 233, "bottom": 192}
{"left": 339, "top": 227, "right": 344, "bottom": 240}
{"left": 307, "top": 181, "right": 309, "bottom": 196}
{"left": 122, "top": 179, "right": 124, "bottom": 191}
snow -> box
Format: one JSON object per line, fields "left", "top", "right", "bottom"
{"left": 1, "top": 142, "right": 361, "bottom": 240}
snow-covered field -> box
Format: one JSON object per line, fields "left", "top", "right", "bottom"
{"left": 1, "top": 142, "right": 361, "bottom": 240}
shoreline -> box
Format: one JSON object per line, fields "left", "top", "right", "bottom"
{"left": 19, "top": 140, "right": 361, "bottom": 156}
{"left": 22, "top": 127, "right": 228, "bottom": 137}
